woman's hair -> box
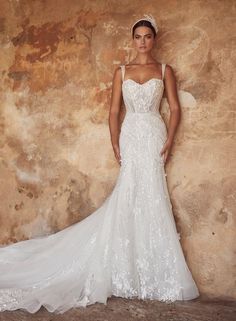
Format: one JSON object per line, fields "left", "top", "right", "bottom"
{"left": 132, "top": 20, "right": 157, "bottom": 38}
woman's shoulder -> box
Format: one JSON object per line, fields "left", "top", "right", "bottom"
{"left": 163, "top": 64, "right": 175, "bottom": 81}
{"left": 164, "top": 63, "right": 174, "bottom": 73}
{"left": 113, "top": 66, "right": 123, "bottom": 78}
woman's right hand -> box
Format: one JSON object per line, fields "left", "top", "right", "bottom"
{"left": 113, "top": 144, "right": 121, "bottom": 166}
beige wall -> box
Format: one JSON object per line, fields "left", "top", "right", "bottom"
{"left": 0, "top": 0, "right": 235, "bottom": 301}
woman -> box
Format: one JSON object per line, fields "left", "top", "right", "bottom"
{"left": 0, "top": 14, "right": 200, "bottom": 314}
{"left": 110, "top": 15, "right": 179, "bottom": 167}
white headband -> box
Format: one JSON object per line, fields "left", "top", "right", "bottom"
{"left": 130, "top": 14, "right": 158, "bottom": 36}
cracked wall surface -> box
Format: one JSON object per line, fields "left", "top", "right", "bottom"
{"left": 0, "top": 0, "right": 235, "bottom": 301}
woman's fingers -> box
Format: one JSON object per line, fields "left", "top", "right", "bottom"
{"left": 161, "top": 149, "right": 169, "bottom": 164}
{"left": 160, "top": 145, "right": 167, "bottom": 163}
{"left": 160, "top": 141, "right": 172, "bottom": 164}
{"left": 115, "top": 152, "right": 120, "bottom": 163}
{"left": 164, "top": 151, "right": 168, "bottom": 163}
{"left": 113, "top": 145, "right": 121, "bottom": 165}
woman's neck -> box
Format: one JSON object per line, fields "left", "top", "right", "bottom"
{"left": 131, "top": 53, "right": 156, "bottom": 65}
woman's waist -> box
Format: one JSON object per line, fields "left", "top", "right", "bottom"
{"left": 121, "top": 110, "right": 166, "bottom": 131}
{"left": 124, "top": 110, "right": 163, "bottom": 120}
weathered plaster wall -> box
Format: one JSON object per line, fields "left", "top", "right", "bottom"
{"left": 0, "top": 0, "right": 235, "bottom": 301}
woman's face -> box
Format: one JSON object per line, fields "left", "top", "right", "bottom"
{"left": 132, "top": 26, "right": 156, "bottom": 52}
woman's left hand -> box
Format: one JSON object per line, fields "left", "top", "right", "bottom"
{"left": 160, "top": 139, "right": 173, "bottom": 164}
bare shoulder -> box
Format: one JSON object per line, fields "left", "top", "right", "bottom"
{"left": 165, "top": 64, "right": 176, "bottom": 79}
{"left": 165, "top": 64, "right": 174, "bottom": 72}
{"left": 113, "top": 65, "right": 122, "bottom": 76}
{"left": 112, "top": 65, "right": 123, "bottom": 82}
{"left": 122, "top": 63, "right": 134, "bottom": 71}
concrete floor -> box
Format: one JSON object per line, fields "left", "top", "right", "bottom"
{"left": 0, "top": 296, "right": 235, "bottom": 321}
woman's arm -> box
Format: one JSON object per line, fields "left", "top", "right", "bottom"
{"left": 109, "top": 66, "right": 123, "bottom": 165}
{"left": 160, "top": 64, "right": 181, "bottom": 164}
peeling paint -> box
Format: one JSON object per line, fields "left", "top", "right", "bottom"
{"left": 0, "top": 0, "right": 235, "bottom": 301}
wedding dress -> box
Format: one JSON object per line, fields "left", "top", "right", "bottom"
{"left": 0, "top": 63, "right": 200, "bottom": 314}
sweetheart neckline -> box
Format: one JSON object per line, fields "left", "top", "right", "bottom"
{"left": 122, "top": 78, "right": 163, "bottom": 86}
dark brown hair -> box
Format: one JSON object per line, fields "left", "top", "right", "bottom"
{"left": 132, "top": 20, "right": 157, "bottom": 38}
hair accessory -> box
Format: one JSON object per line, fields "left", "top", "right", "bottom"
{"left": 130, "top": 14, "right": 158, "bottom": 36}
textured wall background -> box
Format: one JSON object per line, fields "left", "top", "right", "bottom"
{"left": 0, "top": 0, "right": 235, "bottom": 301}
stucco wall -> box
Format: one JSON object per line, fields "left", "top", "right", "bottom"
{"left": 0, "top": 0, "right": 235, "bottom": 301}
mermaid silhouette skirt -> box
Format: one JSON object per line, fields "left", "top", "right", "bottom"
{"left": 0, "top": 63, "right": 199, "bottom": 314}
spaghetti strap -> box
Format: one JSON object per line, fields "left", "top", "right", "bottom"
{"left": 120, "top": 65, "right": 125, "bottom": 82}
{"left": 162, "top": 63, "right": 166, "bottom": 80}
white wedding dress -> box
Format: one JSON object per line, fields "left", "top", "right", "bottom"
{"left": 0, "top": 63, "right": 200, "bottom": 314}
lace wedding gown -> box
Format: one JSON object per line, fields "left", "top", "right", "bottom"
{"left": 0, "top": 63, "right": 199, "bottom": 314}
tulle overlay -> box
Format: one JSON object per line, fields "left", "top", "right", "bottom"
{"left": 0, "top": 63, "right": 199, "bottom": 314}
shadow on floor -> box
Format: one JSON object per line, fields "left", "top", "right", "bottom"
{"left": 0, "top": 296, "right": 235, "bottom": 321}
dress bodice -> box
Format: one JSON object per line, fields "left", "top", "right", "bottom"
{"left": 120, "top": 63, "right": 166, "bottom": 114}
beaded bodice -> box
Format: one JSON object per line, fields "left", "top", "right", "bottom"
{"left": 120, "top": 63, "right": 166, "bottom": 114}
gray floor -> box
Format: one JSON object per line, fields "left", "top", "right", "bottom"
{"left": 0, "top": 296, "right": 235, "bottom": 321}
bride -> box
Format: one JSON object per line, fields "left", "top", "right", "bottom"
{"left": 0, "top": 14, "right": 200, "bottom": 314}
